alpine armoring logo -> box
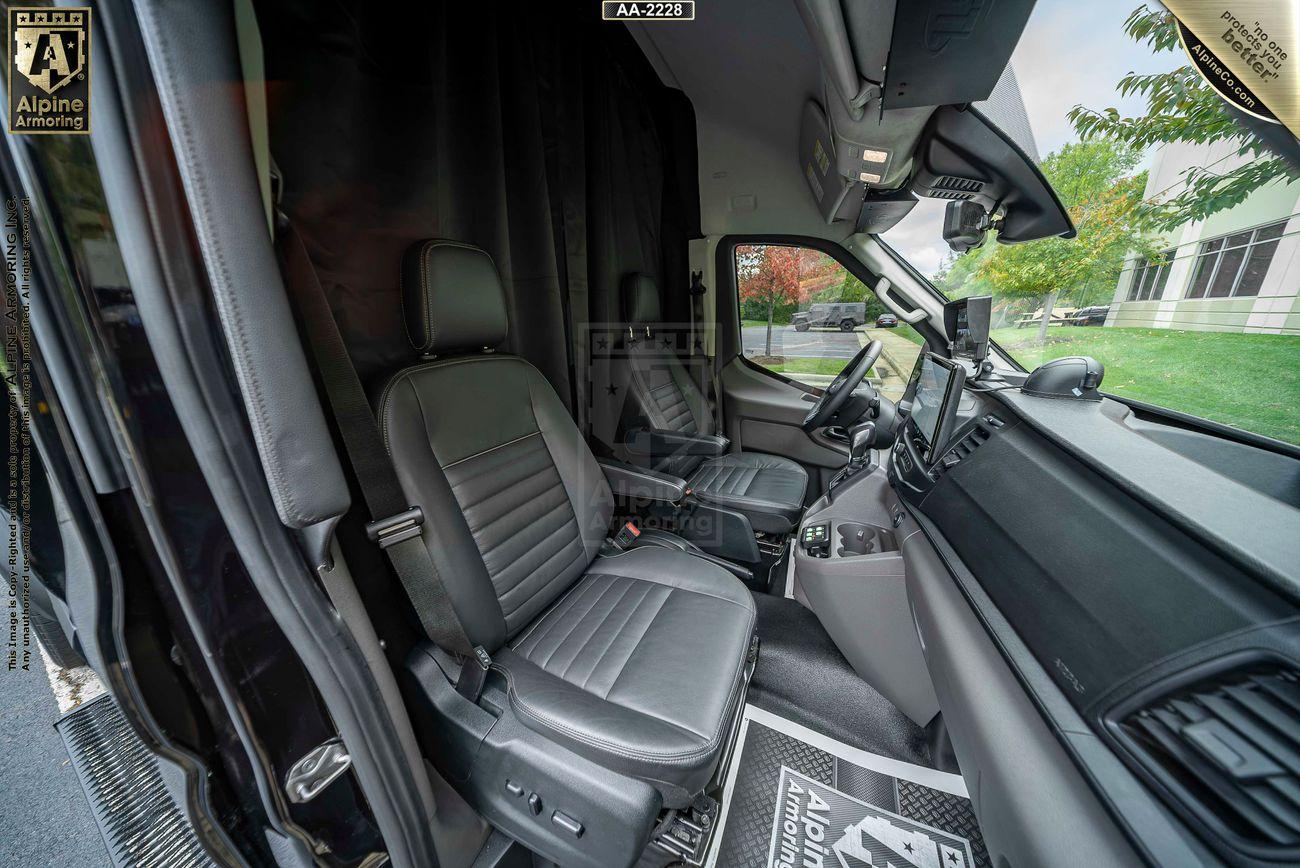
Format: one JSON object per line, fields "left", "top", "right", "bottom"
{"left": 8, "top": 7, "right": 91, "bottom": 135}
{"left": 769, "top": 768, "right": 974, "bottom": 868}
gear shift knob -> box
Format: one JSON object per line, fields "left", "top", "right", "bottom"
{"left": 849, "top": 421, "right": 876, "bottom": 466}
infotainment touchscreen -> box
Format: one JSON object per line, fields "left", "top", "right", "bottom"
{"left": 905, "top": 353, "right": 966, "bottom": 461}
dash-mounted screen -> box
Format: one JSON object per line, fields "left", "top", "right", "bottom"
{"left": 905, "top": 353, "right": 966, "bottom": 461}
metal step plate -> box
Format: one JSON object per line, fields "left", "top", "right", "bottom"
{"left": 56, "top": 694, "right": 214, "bottom": 868}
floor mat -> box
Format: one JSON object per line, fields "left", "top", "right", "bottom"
{"left": 708, "top": 705, "right": 987, "bottom": 868}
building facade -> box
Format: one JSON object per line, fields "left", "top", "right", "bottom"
{"left": 1108, "top": 139, "right": 1300, "bottom": 334}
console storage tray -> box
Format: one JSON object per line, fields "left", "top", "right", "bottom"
{"left": 835, "top": 522, "right": 898, "bottom": 557}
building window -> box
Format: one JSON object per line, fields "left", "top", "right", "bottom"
{"left": 1185, "top": 221, "right": 1286, "bottom": 299}
{"left": 1127, "top": 250, "right": 1173, "bottom": 301}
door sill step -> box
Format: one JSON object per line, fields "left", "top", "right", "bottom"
{"left": 56, "top": 693, "right": 213, "bottom": 867}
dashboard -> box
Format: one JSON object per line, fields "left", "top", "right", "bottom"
{"left": 885, "top": 367, "right": 1300, "bottom": 866}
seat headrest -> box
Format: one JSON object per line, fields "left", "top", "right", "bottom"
{"left": 401, "top": 240, "right": 508, "bottom": 354}
{"left": 621, "top": 273, "right": 662, "bottom": 325}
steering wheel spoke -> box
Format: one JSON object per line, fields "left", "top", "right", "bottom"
{"left": 800, "top": 340, "right": 882, "bottom": 432}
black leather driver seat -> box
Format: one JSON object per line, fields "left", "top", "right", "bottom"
{"left": 379, "top": 240, "right": 756, "bottom": 805}
{"left": 618, "top": 274, "right": 808, "bottom": 534}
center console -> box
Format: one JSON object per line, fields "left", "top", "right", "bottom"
{"left": 800, "top": 519, "right": 898, "bottom": 559}
{"left": 792, "top": 463, "right": 938, "bottom": 725}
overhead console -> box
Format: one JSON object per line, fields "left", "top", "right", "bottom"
{"left": 916, "top": 105, "right": 1076, "bottom": 245}
{"left": 795, "top": 0, "right": 1075, "bottom": 244}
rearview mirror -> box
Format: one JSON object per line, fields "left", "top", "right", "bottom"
{"left": 942, "top": 200, "right": 990, "bottom": 253}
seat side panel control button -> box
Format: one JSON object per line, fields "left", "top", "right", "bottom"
{"left": 552, "top": 811, "right": 584, "bottom": 838}
{"left": 505, "top": 780, "right": 524, "bottom": 797}
{"left": 527, "top": 792, "right": 543, "bottom": 815}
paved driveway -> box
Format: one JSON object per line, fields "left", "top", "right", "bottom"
{"left": 741, "top": 324, "right": 863, "bottom": 360}
{"left": 0, "top": 649, "right": 106, "bottom": 867}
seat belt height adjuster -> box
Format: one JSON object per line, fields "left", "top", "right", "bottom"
{"left": 365, "top": 506, "right": 425, "bottom": 548}
{"left": 456, "top": 645, "right": 492, "bottom": 703}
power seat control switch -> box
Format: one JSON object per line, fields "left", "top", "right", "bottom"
{"left": 551, "top": 810, "right": 584, "bottom": 838}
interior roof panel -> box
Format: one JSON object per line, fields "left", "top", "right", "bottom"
{"left": 627, "top": 3, "right": 852, "bottom": 241}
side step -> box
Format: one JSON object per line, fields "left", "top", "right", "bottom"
{"left": 56, "top": 693, "right": 214, "bottom": 867}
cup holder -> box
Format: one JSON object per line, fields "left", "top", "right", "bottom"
{"left": 835, "top": 522, "right": 898, "bottom": 557}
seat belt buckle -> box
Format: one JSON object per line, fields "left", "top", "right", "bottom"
{"left": 472, "top": 645, "right": 492, "bottom": 670}
{"left": 365, "top": 506, "right": 425, "bottom": 548}
{"left": 612, "top": 520, "right": 640, "bottom": 551}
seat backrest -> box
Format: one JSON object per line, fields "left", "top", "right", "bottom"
{"left": 379, "top": 240, "right": 613, "bottom": 648}
{"left": 619, "top": 272, "right": 713, "bottom": 432}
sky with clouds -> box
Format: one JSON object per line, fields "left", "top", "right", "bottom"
{"left": 881, "top": 0, "right": 1183, "bottom": 278}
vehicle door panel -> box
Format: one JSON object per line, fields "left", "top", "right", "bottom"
{"left": 720, "top": 358, "right": 847, "bottom": 490}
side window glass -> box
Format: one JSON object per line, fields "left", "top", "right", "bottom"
{"left": 734, "top": 244, "right": 922, "bottom": 401}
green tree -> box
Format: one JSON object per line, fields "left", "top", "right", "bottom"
{"left": 1067, "top": 4, "right": 1297, "bottom": 231}
{"left": 934, "top": 243, "right": 996, "bottom": 301}
{"left": 971, "top": 140, "right": 1156, "bottom": 342}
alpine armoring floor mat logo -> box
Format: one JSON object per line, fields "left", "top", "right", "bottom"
{"left": 770, "top": 768, "right": 973, "bottom": 868}
{"left": 709, "top": 705, "right": 987, "bottom": 867}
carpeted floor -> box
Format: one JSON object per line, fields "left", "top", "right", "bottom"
{"left": 746, "top": 591, "right": 931, "bottom": 768}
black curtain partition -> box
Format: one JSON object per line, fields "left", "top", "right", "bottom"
{"left": 258, "top": 1, "right": 700, "bottom": 434}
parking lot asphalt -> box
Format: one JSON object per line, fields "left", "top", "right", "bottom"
{"left": 740, "top": 323, "right": 865, "bottom": 359}
{"left": 0, "top": 651, "right": 107, "bottom": 867}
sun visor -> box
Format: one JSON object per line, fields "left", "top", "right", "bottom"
{"left": 800, "top": 97, "right": 926, "bottom": 231}
{"left": 824, "top": 85, "right": 931, "bottom": 190}
{"left": 882, "top": 0, "right": 1035, "bottom": 109}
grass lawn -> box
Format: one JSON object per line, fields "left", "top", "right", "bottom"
{"left": 750, "top": 356, "right": 850, "bottom": 377}
{"left": 741, "top": 318, "right": 791, "bottom": 329}
{"left": 990, "top": 326, "right": 1300, "bottom": 445}
{"left": 894, "top": 323, "right": 925, "bottom": 346}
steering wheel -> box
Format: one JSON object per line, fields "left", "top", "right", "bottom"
{"left": 801, "top": 340, "right": 882, "bottom": 431}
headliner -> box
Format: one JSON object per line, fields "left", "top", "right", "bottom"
{"left": 627, "top": 2, "right": 849, "bottom": 241}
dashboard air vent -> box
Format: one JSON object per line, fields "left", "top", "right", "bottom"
{"left": 931, "top": 426, "right": 990, "bottom": 477}
{"left": 930, "top": 175, "right": 984, "bottom": 200}
{"left": 1115, "top": 662, "right": 1300, "bottom": 862}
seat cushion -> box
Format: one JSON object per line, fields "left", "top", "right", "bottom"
{"left": 688, "top": 452, "right": 808, "bottom": 533}
{"left": 497, "top": 547, "right": 756, "bottom": 805}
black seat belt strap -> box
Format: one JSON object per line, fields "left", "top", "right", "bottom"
{"left": 688, "top": 271, "right": 726, "bottom": 435}
{"left": 277, "top": 217, "right": 489, "bottom": 700}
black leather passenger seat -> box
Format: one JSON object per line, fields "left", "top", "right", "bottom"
{"left": 379, "top": 239, "right": 756, "bottom": 807}
{"left": 618, "top": 273, "right": 809, "bottom": 533}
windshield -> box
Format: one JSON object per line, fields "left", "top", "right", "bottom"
{"left": 882, "top": 1, "right": 1300, "bottom": 447}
